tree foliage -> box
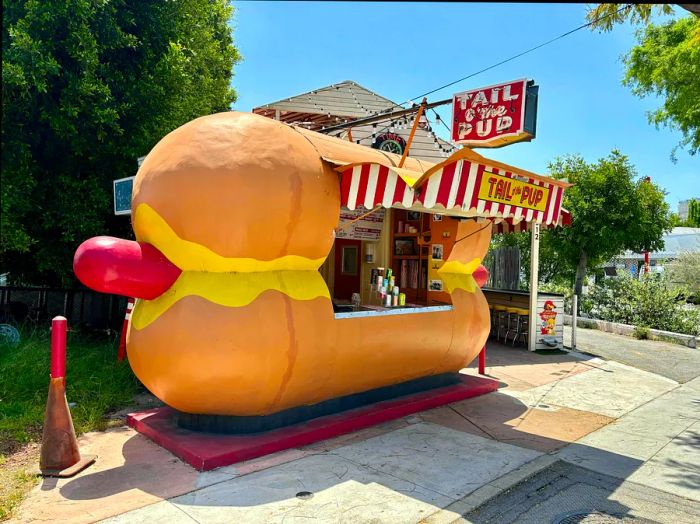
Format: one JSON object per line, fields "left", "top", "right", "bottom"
{"left": 667, "top": 251, "right": 700, "bottom": 298}
{"left": 586, "top": 5, "right": 700, "bottom": 159}
{"left": 687, "top": 199, "right": 700, "bottom": 227}
{"left": 548, "top": 151, "right": 672, "bottom": 295}
{"left": 586, "top": 4, "right": 675, "bottom": 32}
{"left": 493, "top": 151, "right": 673, "bottom": 295}
{"left": 623, "top": 16, "right": 700, "bottom": 158}
{"left": 2, "top": 0, "right": 241, "bottom": 285}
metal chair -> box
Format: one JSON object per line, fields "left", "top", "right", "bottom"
{"left": 493, "top": 305, "right": 509, "bottom": 342}
{"left": 504, "top": 307, "right": 520, "bottom": 344}
{"left": 511, "top": 308, "right": 529, "bottom": 347}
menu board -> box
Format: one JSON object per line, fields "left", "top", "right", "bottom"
{"left": 337, "top": 208, "right": 385, "bottom": 241}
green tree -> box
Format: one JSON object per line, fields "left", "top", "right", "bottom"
{"left": 586, "top": 5, "right": 700, "bottom": 159}
{"left": 687, "top": 199, "right": 700, "bottom": 227}
{"left": 2, "top": 0, "right": 241, "bottom": 285}
{"left": 546, "top": 151, "right": 672, "bottom": 296}
{"left": 623, "top": 16, "right": 700, "bottom": 158}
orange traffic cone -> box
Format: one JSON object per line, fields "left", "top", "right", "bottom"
{"left": 39, "top": 317, "right": 96, "bottom": 477}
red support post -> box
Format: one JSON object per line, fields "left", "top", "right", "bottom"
{"left": 50, "top": 316, "right": 67, "bottom": 379}
{"left": 117, "top": 298, "right": 135, "bottom": 362}
{"left": 644, "top": 250, "right": 650, "bottom": 276}
{"left": 478, "top": 345, "right": 486, "bottom": 375}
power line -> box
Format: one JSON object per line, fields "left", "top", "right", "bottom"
{"left": 321, "top": 3, "right": 631, "bottom": 135}
{"left": 405, "top": 3, "right": 631, "bottom": 103}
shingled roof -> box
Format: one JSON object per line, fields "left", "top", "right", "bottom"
{"left": 253, "top": 80, "right": 457, "bottom": 162}
{"left": 253, "top": 80, "right": 396, "bottom": 127}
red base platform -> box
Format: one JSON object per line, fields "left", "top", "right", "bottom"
{"left": 127, "top": 374, "right": 499, "bottom": 471}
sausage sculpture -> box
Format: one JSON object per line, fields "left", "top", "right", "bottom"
{"left": 74, "top": 112, "right": 492, "bottom": 417}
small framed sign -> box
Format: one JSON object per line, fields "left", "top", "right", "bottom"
{"left": 394, "top": 239, "right": 416, "bottom": 256}
{"left": 113, "top": 176, "right": 134, "bottom": 216}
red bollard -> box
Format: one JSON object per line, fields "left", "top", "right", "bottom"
{"left": 39, "top": 317, "right": 96, "bottom": 477}
{"left": 50, "top": 317, "right": 67, "bottom": 378}
{"left": 478, "top": 345, "right": 486, "bottom": 375}
{"left": 117, "top": 298, "right": 135, "bottom": 362}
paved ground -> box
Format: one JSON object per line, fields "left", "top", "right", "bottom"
{"left": 464, "top": 460, "right": 700, "bottom": 524}
{"left": 13, "top": 339, "right": 700, "bottom": 523}
{"left": 564, "top": 325, "right": 700, "bottom": 383}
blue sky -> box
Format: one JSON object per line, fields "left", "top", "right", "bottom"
{"left": 230, "top": 2, "right": 698, "bottom": 211}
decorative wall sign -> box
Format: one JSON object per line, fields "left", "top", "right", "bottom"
{"left": 477, "top": 171, "right": 550, "bottom": 212}
{"left": 337, "top": 208, "right": 385, "bottom": 241}
{"left": 451, "top": 79, "right": 538, "bottom": 148}
{"left": 371, "top": 133, "right": 406, "bottom": 155}
{"left": 539, "top": 300, "right": 558, "bottom": 336}
{"left": 429, "top": 279, "right": 443, "bottom": 292}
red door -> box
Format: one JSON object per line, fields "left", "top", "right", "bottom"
{"left": 333, "top": 239, "right": 361, "bottom": 300}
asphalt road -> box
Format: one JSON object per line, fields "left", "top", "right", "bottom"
{"left": 464, "top": 460, "right": 700, "bottom": 524}
{"left": 564, "top": 325, "right": 700, "bottom": 383}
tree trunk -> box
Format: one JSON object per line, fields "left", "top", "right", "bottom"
{"left": 574, "top": 251, "right": 587, "bottom": 297}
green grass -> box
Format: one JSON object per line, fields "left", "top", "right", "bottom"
{"left": 0, "top": 329, "right": 142, "bottom": 520}
{"left": 0, "top": 452, "right": 40, "bottom": 521}
{"left": 0, "top": 329, "right": 142, "bottom": 451}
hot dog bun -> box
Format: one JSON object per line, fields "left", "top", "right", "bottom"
{"left": 132, "top": 112, "right": 340, "bottom": 265}
{"left": 121, "top": 111, "right": 491, "bottom": 416}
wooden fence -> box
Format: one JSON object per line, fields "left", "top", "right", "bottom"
{"left": 484, "top": 246, "right": 521, "bottom": 290}
{"left": 0, "top": 286, "right": 127, "bottom": 332}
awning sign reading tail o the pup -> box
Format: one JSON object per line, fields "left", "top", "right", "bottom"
{"left": 452, "top": 79, "right": 539, "bottom": 148}
{"left": 478, "top": 171, "right": 550, "bottom": 212}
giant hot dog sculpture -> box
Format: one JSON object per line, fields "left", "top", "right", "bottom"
{"left": 74, "top": 112, "right": 492, "bottom": 417}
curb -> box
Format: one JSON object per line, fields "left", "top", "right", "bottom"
{"left": 421, "top": 454, "right": 560, "bottom": 523}
{"left": 563, "top": 314, "right": 698, "bottom": 348}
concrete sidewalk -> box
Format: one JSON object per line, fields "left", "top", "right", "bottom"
{"left": 13, "top": 342, "right": 700, "bottom": 523}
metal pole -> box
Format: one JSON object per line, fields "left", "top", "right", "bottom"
{"left": 398, "top": 98, "right": 427, "bottom": 168}
{"left": 320, "top": 97, "right": 452, "bottom": 134}
{"left": 528, "top": 223, "right": 540, "bottom": 352}
{"left": 571, "top": 294, "right": 578, "bottom": 351}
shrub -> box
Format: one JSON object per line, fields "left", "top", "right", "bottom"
{"left": 585, "top": 272, "right": 700, "bottom": 336}
{"left": 633, "top": 325, "right": 650, "bottom": 339}
{"left": 667, "top": 251, "right": 700, "bottom": 302}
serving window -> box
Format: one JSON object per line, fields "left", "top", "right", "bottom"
{"left": 319, "top": 207, "right": 458, "bottom": 319}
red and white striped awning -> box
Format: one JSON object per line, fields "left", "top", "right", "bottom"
{"left": 492, "top": 208, "right": 572, "bottom": 234}
{"left": 337, "top": 154, "right": 570, "bottom": 227}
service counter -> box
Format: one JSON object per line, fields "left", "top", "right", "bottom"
{"left": 482, "top": 288, "right": 565, "bottom": 350}
{"left": 333, "top": 302, "right": 452, "bottom": 319}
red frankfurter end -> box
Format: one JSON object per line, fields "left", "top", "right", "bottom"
{"left": 73, "top": 236, "right": 181, "bottom": 300}
{"left": 473, "top": 265, "right": 489, "bottom": 288}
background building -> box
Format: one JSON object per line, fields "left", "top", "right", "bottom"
{"left": 253, "top": 80, "right": 457, "bottom": 162}
{"left": 604, "top": 227, "right": 700, "bottom": 277}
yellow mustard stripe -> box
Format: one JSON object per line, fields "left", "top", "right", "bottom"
{"left": 437, "top": 258, "right": 481, "bottom": 275}
{"left": 131, "top": 270, "right": 330, "bottom": 330}
{"left": 437, "top": 258, "right": 481, "bottom": 293}
{"left": 440, "top": 273, "right": 478, "bottom": 294}
{"left": 133, "top": 203, "right": 325, "bottom": 272}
